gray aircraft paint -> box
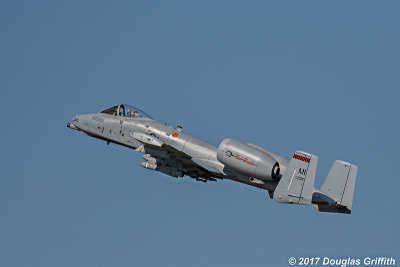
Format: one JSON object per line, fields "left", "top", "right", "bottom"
{"left": 273, "top": 151, "right": 318, "bottom": 205}
{"left": 68, "top": 104, "right": 358, "bottom": 214}
{"left": 217, "top": 138, "right": 280, "bottom": 181}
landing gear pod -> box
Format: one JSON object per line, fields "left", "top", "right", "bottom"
{"left": 217, "top": 138, "right": 280, "bottom": 181}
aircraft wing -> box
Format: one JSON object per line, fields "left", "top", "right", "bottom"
{"left": 161, "top": 143, "right": 192, "bottom": 160}
{"left": 136, "top": 137, "right": 220, "bottom": 182}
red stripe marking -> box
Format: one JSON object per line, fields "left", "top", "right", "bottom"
{"left": 293, "top": 154, "right": 310, "bottom": 163}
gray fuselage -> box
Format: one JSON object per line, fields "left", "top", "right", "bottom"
{"left": 69, "top": 106, "right": 285, "bottom": 192}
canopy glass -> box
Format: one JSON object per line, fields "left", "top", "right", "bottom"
{"left": 101, "top": 104, "right": 152, "bottom": 119}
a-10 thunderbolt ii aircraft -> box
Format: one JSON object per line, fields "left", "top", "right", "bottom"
{"left": 67, "top": 104, "right": 358, "bottom": 214}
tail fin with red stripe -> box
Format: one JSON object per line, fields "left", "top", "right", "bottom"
{"left": 273, "top": 151, "right": 318, "bottom": 205}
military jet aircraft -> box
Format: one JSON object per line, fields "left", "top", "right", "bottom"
{"left": 67, "top": 104, "right": 358, "bottom": 214}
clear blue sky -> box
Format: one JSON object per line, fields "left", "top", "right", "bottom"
{"left": 1, "top": 1, "right": 399, "bottom": 266}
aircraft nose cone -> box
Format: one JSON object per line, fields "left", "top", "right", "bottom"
{"left": 72, "top": 115, "right": 81, "bottom": 125}
{"left": 67, "top": 115, "right": 81, "bottom": 130}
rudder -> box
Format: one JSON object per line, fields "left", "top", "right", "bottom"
{"left": 273, "top": 151, "right": 318, "bottom": 205}
{"left": 318, "top": 160, "right": 358, "bottom": 212}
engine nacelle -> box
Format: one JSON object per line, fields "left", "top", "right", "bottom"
{"left": 217, "top": 138, "right": 280, "bottom": 181}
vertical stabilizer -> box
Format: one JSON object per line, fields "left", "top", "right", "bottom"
{"left": 315, "top": 160, "right": 358, "bottom": 213}
{"left": 273, "top": 151, "right": 318, "bottom": 205}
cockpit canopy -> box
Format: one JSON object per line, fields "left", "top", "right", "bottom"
{"left": 101, "top": 104, "right": 152, "bottom": 119}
